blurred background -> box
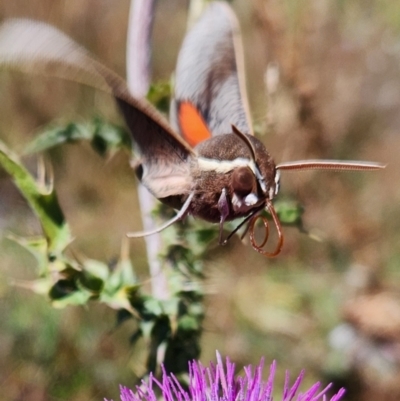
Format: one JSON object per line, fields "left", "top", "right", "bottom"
{"left": 0, "top": 0, "right": 399, "bottom": 400}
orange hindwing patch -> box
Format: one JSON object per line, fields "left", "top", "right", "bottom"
{"left": 178, "top": 101, "right": 212, "bottom": 147}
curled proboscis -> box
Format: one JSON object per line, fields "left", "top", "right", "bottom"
{"left": 249, "top": 199, "right": 284, "bottom": 257}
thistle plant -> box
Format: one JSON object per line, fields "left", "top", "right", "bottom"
{"left": 111, "top": 353, "right": 345, "bottom": 401}
{"left": 0, "top": 0, "right": 336, "bottom": 397}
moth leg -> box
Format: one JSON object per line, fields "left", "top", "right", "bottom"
{"left": 222, "top": 206, "right": 263, "bottom": 245}
{"left": 127, "top": 192, "right": 194, "bottom": 238}
{"left": 218, "top": 188, "right": 230, "bottom": 244}
{"left": 239, "top": 221, "right": 251, "bottom": 240}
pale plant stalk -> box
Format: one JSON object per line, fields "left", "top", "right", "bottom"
{"left": 187, "top": 0, "right": 209, "bottom": 29}
{"left": 125, "top": 0, "right": 209, "bottom": 299}
{"left": 264, "top": 62, "right": 280, "bottom": 131}
{"left": 126, "top": 0, "right": 169, "bottom": 299}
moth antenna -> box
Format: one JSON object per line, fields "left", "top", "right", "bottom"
{"left": 249, "top": 199, "right": 284, "bottom": 257}
{"left": 276, "top": 160, "right": 386, "bottom": 171}
{"left": 126, "top": 192, "right": 194, "bottom": 238}
{"left": 231, "top": 125, "right": 257, "bottom": 162}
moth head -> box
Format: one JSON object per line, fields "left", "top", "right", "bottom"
{"left": 221, "top": 127, "right": 283, "bottom": 258}
{"left": 230, "top": 125, "right": 278, "bottom": 206}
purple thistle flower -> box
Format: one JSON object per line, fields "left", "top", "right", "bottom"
{"left": 110, "top": 352, "right": 345, "bottom": 401}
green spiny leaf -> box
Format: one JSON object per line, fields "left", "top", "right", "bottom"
{"left": 51, "top": 286, "right": 93, "bottom": 308}
{"left": 23, "top": 119, "right": 131, "bottom": 157}
{"left": 0, "top": 140, "right": 71, "bottom": 253}
{"left": 23, "top": 123, "right": 91, "bottom": 154}
{"left": 178, "top": 315, "right": 199, "bottom": 331}
{"left": 82, "top": 259, "right": 110, "bottom": 283}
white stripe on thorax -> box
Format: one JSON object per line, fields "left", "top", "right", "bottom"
{"left": 197, "top": 156, "right": 268, "bottom": 193}
{"left": 197, "top": 157, "right": 254, "bottom": 174}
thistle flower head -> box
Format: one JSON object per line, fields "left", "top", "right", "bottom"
{"left": 112, "top": 352, "right": 345, "bottom": 401}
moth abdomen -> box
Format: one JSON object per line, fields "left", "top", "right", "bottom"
{"left": 158, "top": 194, "right": 189, "bottom": 211}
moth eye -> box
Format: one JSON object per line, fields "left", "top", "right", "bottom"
{"left": 232, "top": 166, "right": 255, "bottom": 196}
{"left": 135, "top": 163, "right": 144, "bottom": 180}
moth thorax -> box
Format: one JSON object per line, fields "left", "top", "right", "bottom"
{"left": 231, "top": 166, "right": 256, "bottom": 196}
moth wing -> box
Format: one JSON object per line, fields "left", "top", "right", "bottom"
{"left": 0, "top": 19, "right": 109, "bottom": 91}
{"left": 171, "top": 1, "right": 253, "bottom": 147}
{"left": 0, "top": 19, "right": 195, "bottom": 199}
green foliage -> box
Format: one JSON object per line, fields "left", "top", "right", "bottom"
{"left": 0, "top": 140, "right": 70, "bottom": 254}
{"left": 0, "top": 119, "right": 205, "bottom": 375}
{"left": 0, "top": 138, "right": 143, "bottom": 310}
{"left": 24, "top": 118, "right": 132, "bottom": 157}
{"left": 274, "top": 198, "right": 304, "bottom": 228}
{"left": 146, "top": 81, "right": 172, "bottom": 114}
{"left": 0, "top": 110, "right": 311, "bottom": 378}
